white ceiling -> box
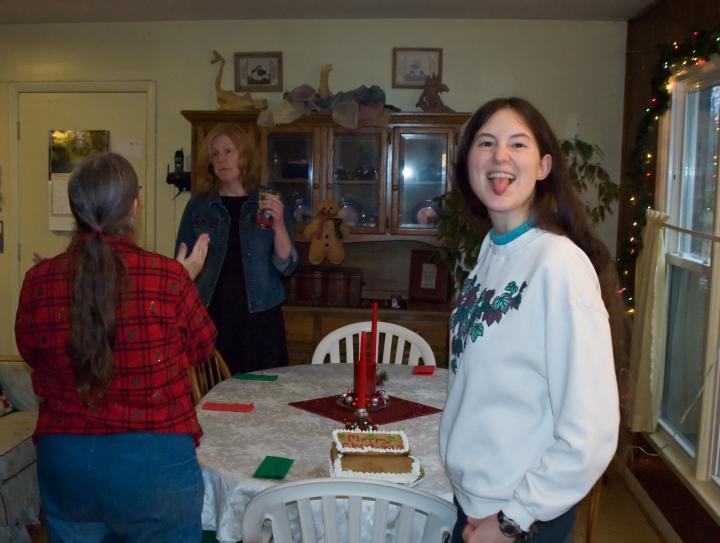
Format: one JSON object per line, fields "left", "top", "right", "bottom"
{"left": 1, "top": 0, "right": 656, "bottom": 24}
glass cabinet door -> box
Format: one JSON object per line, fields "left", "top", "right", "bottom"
{"left": 392, "top": 130, "right": 451, "bottom": 233}
{"left": 330, "top": 131, "right": 385, "bottom": 233}
{"left": 266, "top": 132, "right": 315, "bottom": 228}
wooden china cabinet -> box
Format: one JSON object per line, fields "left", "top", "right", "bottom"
{"left": 181, "top": 110, "right": 469, "bottom": 244}
{"left": 181, "top": 110, "right": 470, "bottom": 366}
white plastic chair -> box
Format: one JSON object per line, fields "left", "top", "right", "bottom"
{"left": 310, "top": 321, "right": 436, "bottom": 366}
{"left": 241, "top": 478, "right": 456, "bottom": 543}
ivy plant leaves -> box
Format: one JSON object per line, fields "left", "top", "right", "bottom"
{"left": 561, "top": 137, "right": 619, "bottom": 224}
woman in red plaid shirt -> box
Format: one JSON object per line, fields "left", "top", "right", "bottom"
{"left": 15, "top": 153, "right": 217, "bottom": 542}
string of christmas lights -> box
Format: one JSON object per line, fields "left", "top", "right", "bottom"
{"left": 620, "top": 28, "right": 720, "bottom": 312}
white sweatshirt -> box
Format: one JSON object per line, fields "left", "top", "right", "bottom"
{"left": 439, "top": 228, "right": 619, "bottom": 531}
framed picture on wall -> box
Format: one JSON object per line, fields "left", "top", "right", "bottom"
{"left": 392, "top": 48, "right": 443, "bottom": 89}
{"left": 234, "top": 51, "right": 283, "bottom": 92}
{"left": 408, "top": 249, "right": 449, "bottom": 303}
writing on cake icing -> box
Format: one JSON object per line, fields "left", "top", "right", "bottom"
{"left": 338, "top": 432, "right": 404, "bottom": 450}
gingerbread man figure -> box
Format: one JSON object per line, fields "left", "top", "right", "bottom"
{"left": 303, "top": 199, "right": 350, "bottom": 265}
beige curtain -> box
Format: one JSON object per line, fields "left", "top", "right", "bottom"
{"left": 629, "top": 209, "right": 669, "bottom": 432}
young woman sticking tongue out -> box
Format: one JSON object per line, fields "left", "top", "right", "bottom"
{"left": 440, "top": 98, "right": 627, "bottom": 543}
{"left": 467, "top": 107, "right": 552, "bottom": 235}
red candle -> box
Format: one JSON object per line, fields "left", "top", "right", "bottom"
{"left": 367, "top": 304, "right": 378, "bottom": 394}
{"left": 366, "top": 359, "right": 377, "bottom": 397}
{"left": 370, "top": 302, "right": 378, "bottom": 365}
{"left": 353, "top": 354, "right": 360, "bottom": 398}
{"left": 356, "top": 332, "right": 367, "bottom": 409}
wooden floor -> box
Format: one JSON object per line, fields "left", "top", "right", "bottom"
{"left": 30, "top": 470, "right": 664, "bottom": 543}
{"left": 573, "top": 470, "right": 664, "bottom": 543}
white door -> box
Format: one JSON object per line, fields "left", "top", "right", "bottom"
{"left": 12, "top": 87, "right": 153, "bottom": 333}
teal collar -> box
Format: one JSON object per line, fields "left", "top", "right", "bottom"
{"left": 490, "top": 218, "right": 537, "bottom": 245}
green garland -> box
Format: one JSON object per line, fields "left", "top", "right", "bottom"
{"left": 619, "top": 28, "right": 720, "bottom": 310}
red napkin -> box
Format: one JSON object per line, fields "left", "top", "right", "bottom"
{"left": 412, "top": 365, "right": 435, "bottom": 376}
{"left": 201, "top": 402, "right": 254, "bottom": 412}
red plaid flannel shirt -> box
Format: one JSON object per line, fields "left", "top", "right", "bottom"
{"left": 15, "top": 236, "right": 217, "bottom": 445}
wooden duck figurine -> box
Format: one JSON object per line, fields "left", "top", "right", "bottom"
{"left": 210, "top": 50, "right": 267, "bottom": 111}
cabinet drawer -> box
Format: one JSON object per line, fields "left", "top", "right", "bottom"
{"left": 392, "top": 320, "right": 448, "bottom": 349}
{"left": 283, "top": 313, "right": 315, "bottom": 343}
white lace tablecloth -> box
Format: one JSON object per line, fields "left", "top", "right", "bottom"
{"left": 197, "top": 364, "right": 451, "bottom": 543}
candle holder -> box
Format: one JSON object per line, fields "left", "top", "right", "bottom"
{"left": 337, "top": 387, "right": 390, "bottom": 411}
{"left": 337, "top": 368, "right": 390, "bottom": 412}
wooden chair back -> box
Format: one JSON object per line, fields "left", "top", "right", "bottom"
{"left": 189, "top": 349, "right": 231, "bottom": 404}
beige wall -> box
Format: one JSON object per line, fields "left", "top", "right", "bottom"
{"left": 0, "top": 18, "right": 627, "bottom": 353}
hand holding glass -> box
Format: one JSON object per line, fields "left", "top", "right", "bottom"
{"left": 257, "top": 189, "right": 281, "bottom": 229}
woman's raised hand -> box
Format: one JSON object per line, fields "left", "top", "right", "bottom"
{"left": 176, "top": 233, "right": 210, "bottom": 280}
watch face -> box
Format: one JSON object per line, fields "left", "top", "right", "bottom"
{"left": 499, "top": 520, "right": 519, "bottom": 537}
{"left": 498, "top": 512, "right": 523, "bottom": 537}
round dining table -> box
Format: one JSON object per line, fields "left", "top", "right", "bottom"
{"left": 196, "top": 363, "right": 452, "bottom": 543}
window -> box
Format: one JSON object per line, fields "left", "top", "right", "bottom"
{"left": 659, "top": 57, "right": 720, "bottom": 489}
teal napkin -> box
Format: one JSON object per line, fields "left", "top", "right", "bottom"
{"left": 253, "top": 455, "right": 294, "bottom": 479}
{"left": 233, "top": 373, "right": 278, "bottom": 381}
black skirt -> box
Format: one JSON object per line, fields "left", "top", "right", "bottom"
{"left": 208, "top": 196, "right": 289, "bottom": 375}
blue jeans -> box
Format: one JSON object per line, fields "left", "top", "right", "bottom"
{"left": 451, "top": 498, "right": 576, "bottom": 543}
{"left": 37, "top": 433, "right": 204, "bottom": 543}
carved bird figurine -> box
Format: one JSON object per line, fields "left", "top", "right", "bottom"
{"left": 210, "top": 50, "right": 267, "bottom": 111}
{"left": 318, "top": 64, "right": 333, "bottom": 100}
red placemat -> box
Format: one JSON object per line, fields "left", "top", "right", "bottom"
{"left": 289, "top": 395, "right": 441, "bottom": 425}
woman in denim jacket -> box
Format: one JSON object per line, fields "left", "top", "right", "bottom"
{"left": 175, "top": 123, "right": 298, "bottom": 374}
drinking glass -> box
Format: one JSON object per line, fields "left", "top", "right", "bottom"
{"left": 257, "top": 188, "right": 281, "bottom": 229}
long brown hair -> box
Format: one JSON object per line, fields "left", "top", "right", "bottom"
{"left": 197, "top": 123, "right": 261, "bottom": 193}
{"left": 66, "top": 152, "right": 140, "bottom": 404}
{"left": 455, "top": 98, "right": 629, "bottom": 379}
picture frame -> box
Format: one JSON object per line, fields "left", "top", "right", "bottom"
{"left": 48, "top": 129, "right": 110, "bottom": 231}
{"left": 408, "top": 249, "right": 449, "bottom": 303}
{"left": 234, "top": 51, "right": 283, "bottom": 92}
{"left": 49, "top": 129, "right": 110, "bottom": 176}
{"left": 392, "top": 48, "right": 443, "bottom": 89}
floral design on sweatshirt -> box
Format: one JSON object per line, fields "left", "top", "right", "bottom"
{"left": 450, "top": 275, "right": 528, "bottom": 373}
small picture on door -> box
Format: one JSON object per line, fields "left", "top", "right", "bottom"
{"left": 49, "top": 129, "right": 110, "bottom": 175}
{"left": 48, "top": 129, "right": 109, "bottom": 230}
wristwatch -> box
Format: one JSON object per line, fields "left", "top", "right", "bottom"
{"left": 497, "top": 510, "right": 529, "bottom": 539}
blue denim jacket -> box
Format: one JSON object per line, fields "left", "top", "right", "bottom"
{"left": 175, "top": 190, "right": 298, "bottom": 313}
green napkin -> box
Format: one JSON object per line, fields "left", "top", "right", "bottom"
{"left": 253, "top": 455, "right": 294, "bottom": 479}
{"left": 233, "top": 373, "right": 278, "bottom": 381}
